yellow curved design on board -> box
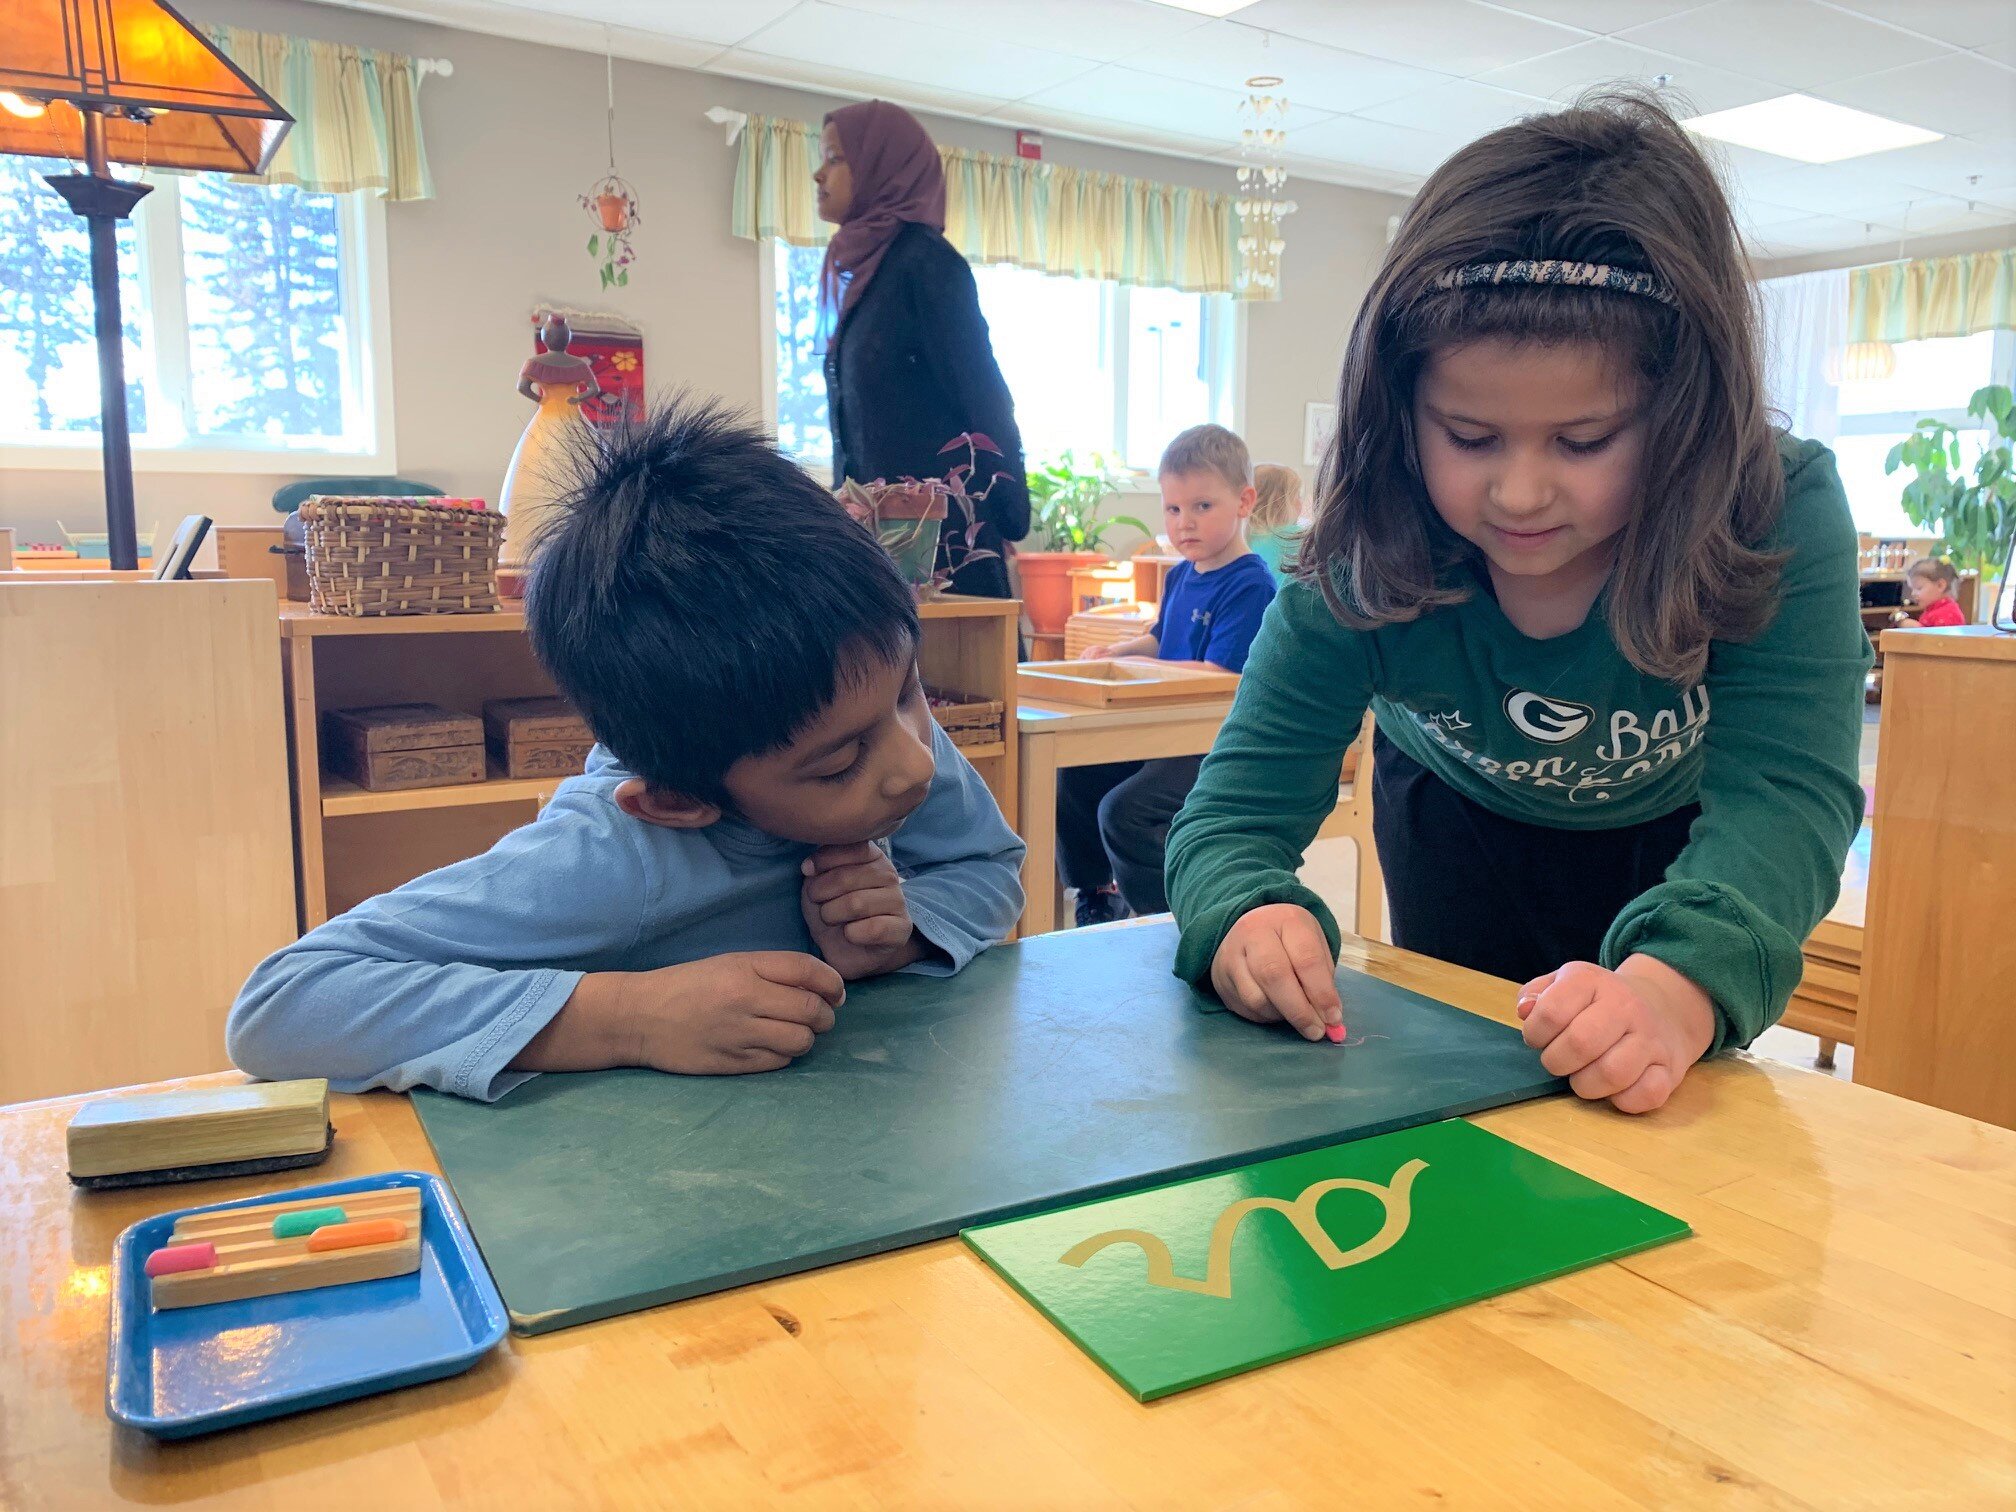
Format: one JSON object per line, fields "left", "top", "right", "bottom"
{"left": 1057, "top": 1158, "right": 1428, "bottom": 1300}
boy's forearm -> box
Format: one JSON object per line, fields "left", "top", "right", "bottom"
{"left": 509, "top": 971, "right": 635, "bottom": 1072}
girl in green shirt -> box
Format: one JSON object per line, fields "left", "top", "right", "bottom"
{"left": 1166, "top": 93, "right": 1870, "bottom": 1115}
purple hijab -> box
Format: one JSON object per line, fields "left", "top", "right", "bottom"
{"left": 819, "top": 100, "right": 946, "bottom": 334}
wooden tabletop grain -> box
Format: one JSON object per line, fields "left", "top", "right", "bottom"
{"left": 4, "top": 937, "right": 2011, "bottom": 1509}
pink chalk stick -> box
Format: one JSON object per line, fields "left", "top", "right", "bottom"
{"left": 1325, "top": 1023, "right": 1347, "bottom": 1044}
{"left": 144, "top": 1241, "right": 217, "bottom": 1277}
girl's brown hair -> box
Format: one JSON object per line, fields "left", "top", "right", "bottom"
{"left": 1907, "top": 557, "right": 1957, "bottom": 588}
{"left": 1251, "top": 463, "right": 1305, "bottom": 535}
{"left": 1299, "top": 90, "right": 1783, "bottom": 685}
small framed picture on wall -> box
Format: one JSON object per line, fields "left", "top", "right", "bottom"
{"left": 1303, "top": 402, "right": 1338, "bottom": 467}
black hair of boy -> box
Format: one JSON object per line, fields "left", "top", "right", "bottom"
{"left": 525, "top": 397, "right": 921, "bottom": 805}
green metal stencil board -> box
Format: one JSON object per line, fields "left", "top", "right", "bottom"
{"left": 413, "top": 922, "right": 1566, "bottom": 1334}
{"left": 964, "top": 1119, "right": 1690, "bottom": 1400}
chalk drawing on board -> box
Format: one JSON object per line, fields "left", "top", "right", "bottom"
{"left": 1058, "top": 1158, "right": 1426, "bottom": 1300}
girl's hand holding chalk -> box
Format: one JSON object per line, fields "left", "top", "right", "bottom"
{"left": 1517, "top": 956, "right": 1716, "bottom": 1115}
{"left": 1210, "top": 903, "right": 1344, "bottom": 1043}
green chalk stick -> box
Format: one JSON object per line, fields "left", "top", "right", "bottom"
{"left": 272, "top": 1205, "right": 346, "bottom": 1239}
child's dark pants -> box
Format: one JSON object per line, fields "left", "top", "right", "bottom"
{"left": 1056, "top": 755, "right": 1206, "bottom": 915}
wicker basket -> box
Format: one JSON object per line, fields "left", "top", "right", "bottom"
{"left": 926, "top": 687, "right": 1006, "bottom": 749}
{"left": 301, "top": 497, "right": 503, "bottom": 617}
{"left": 1064, "top": 601, "right": 1156, "bottom": 660}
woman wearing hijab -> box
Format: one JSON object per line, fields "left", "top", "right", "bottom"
{"left": 817, "top": 100, "right": 1029, "bottom": 600}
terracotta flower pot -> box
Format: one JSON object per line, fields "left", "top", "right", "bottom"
{"left": 1015, "top": 550, "right": 1109, "bottom": 635}
{"left": 596, "top": 193, "right": 631, "bottom": 232}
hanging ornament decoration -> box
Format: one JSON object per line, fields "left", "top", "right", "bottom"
{"left": 579, "top": 33, "right": 639, "bottom": 289}
{"left": 1824, "top": 340, "right": 1896, "bottom": 384}
{"left": 1235, "top": 75, "right": 1295, "bottom": 296}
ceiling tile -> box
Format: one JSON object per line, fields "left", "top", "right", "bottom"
{"left": 1618, "top": 0, "right": 1950, "bottom": 90}
{"left": 488, "top": 0, "right": 801, "bottom": 47}
{"left": 1125, "top": 21, "right": 1455, "bottom": 113}
{"left": 1821, "top": 1, "right": 2016, "bottom": 51}
{"left": 726, "top": 1, "right": 1091, "bottom": 101}
{"left": 1356, "top": 80, "right": 1552, "bottom": 137}
{"left": 1237, "top": 0, "right": 1589, "bottom": 77}
{"left": 1822, "top": 53, "right": 2016, "bottom": 141}
{"left": 706, "top": 49, "right": 1019, "bottom": 118}
{"left": 1873, "top": 130, "right": 2016, "bottom": 194}
{"left": 819, "top": 0, "right": 1212, "bottom": 64}
{"left": 1023, "top": 64, "right": 1333, "bottom": 141}
{"left": 1743, "top": 211, "right": 1903, "bottom": 253}
{"left": 1475, "top": 38, "right": 1778, "bottom": 114}
{"left": 1282, "top": 113, "right": 1458, "bottom": 177}
{"left": 1741, "top": 160, "right": 1941, "bottom": 219}
{"left": 1488, "top": 1, "right": 1711, "bottom": 32}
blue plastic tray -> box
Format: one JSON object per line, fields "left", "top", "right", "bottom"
{"left": 106, "top": 1171, "right": 507, "bottom": 1439}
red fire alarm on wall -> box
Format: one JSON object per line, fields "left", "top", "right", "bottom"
{"left": 1015, "top": 129, "right": 1043, "bottom": 161}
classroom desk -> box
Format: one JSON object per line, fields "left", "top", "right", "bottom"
{"left": 1015, "top": 694, "right": 1235, "bottom": 934}
{"left": 7, "top": 938, "right": 2013, "bottom": 1508}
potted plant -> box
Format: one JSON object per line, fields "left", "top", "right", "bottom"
{"left": 1886, "top": 383, "right": 2016, "bottom": 620}
{"left": 836, "top": 434, "right": 999, "bottom": 599}
{"left": 1018, "top": 451, "right": 1152, "bottom": 637}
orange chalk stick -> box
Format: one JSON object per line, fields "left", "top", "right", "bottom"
{"left": 305, "top": 1217, "right": 407, "bottom": 1252}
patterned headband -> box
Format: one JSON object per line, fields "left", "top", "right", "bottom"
{"left": 1430, "top": 259, "right": 1678, "bottom": 308}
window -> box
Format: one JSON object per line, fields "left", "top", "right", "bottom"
{"left": 0, "top": 156, "right": 393, "bottom": 471}
{"left": 1831, "top": 329, "right": 2014, "bottom": 537}
{"left": 768, "top": 242, "right": 1238, "bottom": 474}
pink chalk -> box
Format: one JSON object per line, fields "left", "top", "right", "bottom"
{"left": 144, "top": 1241, "right": 217, "bottom": 1277}
{"left": 1325, "top": 1023, "right": 1347, "bottom": 1044}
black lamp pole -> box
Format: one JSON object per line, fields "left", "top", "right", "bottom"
{"left": 44, "top": 107, "right": 151, "bottom": 572}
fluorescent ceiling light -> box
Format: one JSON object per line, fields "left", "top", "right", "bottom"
{"left": 1682, "top": 93, "right": 1941, "bottom": 164}
{"left": 1151, "top": 0, "right": 1261, "bottom": 16}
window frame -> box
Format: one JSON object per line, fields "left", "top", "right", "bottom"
{"left": 0, "top": 174, "right": 397, "bottom": 475}
{"left": 1833, "top": 329, "right": 2015, "bottom": 441}
{"left": 760, "top": 237, "right": 1244, "bottom": 479}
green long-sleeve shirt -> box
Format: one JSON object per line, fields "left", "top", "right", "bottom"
{"left": 1166, "top": 436, "right": 1872, "bottom": 1053}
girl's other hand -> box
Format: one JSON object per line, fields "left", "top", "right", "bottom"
{"left": 1516, "top": 956, "right": 1716, "bottom": 1114}
{"left": 1210, "top": 903, "right": 1342, "bottom": 1042}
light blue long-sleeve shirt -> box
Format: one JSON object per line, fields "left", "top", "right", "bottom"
{"left": 230, "top": 722, "right": 1025, "bottom": 1102}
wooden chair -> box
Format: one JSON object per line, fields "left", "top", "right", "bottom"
{"left": 1316, "top": 711, "right": 1386, "bottom": 939}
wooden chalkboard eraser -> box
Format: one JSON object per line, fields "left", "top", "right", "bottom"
{"left": 67, "top": 1079, "right": 333, "bottom": 1188}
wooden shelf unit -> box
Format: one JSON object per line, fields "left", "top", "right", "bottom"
{"left": 280, "top": 597, "right": 1020, "bottom": 931}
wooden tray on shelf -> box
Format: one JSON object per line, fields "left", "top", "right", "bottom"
{"left": 1017, "top": 659, "right": 1238, "bottom": 707}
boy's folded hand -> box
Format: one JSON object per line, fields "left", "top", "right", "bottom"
{"left": 801, "top": 842, "right": 923, "bottom": 980}
{"left": 1210, "top": 903, "right": 1343, "bottom": 1042}
{"left": 520, "top": 952, "right": 844, "bottom": 1077}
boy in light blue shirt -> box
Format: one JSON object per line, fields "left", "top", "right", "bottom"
{"left": 229, "top": 401, "right": 1025, "bottom": 1102}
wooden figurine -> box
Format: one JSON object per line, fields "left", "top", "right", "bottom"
{"left": 498, "top": 313, "right": 604, "bottom": 596}
{"left": 146, "top": 1186, "right": 423, "bottom": 1309}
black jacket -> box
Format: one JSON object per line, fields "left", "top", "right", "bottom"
{"left": 826, "top": 222, "right": 1029, "bottom": 599}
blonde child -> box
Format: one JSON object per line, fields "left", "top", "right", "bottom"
{"left": 1901, "top": 557, "right": 1966, "bottom": 627}
{"left": 1065, "top": 424, "right": 1276, "bottom": 925}
{"left": 1249, "top": 463, "right": 1307, "bottom": 583}
{"left": 1167, "top": 93, "right": 1870, "bottom": 1115}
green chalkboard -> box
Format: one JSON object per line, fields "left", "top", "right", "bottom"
{"left": 964, "top": 1118, "right": 1689, "bottom": 1400}
{"left": 413, "top": 921, "right": 1566, "bottom": 1334}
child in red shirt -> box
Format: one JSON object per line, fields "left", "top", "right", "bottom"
{"left": 1904, "top": 558, "right": 1967, "bottom": 628}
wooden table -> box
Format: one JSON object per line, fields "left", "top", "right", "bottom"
{"left": 1015, "top": 694, "right": 1235, "bottom": 934}
{"left": 7, "top": 939, "right": 2013, "bottom": 1507}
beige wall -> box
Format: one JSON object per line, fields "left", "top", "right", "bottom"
{"left": 0, "top": 0, "right": 1404, "bottom": 551}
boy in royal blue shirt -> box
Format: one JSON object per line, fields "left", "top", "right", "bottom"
{"left": 229, "top": 401, "right": 1024, "bottom": 1102}
{"left": 1062, "top": 424, "right": 1276, "bottom": 925}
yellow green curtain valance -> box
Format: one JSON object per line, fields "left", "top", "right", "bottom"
{"left": 1848, "top": 249, "right": 2016, "bottom": 342}
{"left": 207, "top": 25, "right": 434, "bottom": 201}
{"left": 731, "top": 114, "right": 1263, "bottom": 300}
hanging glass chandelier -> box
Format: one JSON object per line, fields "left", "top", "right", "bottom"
{"left": 1235, "top": 75, "right": 1295, "bottom": 295}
